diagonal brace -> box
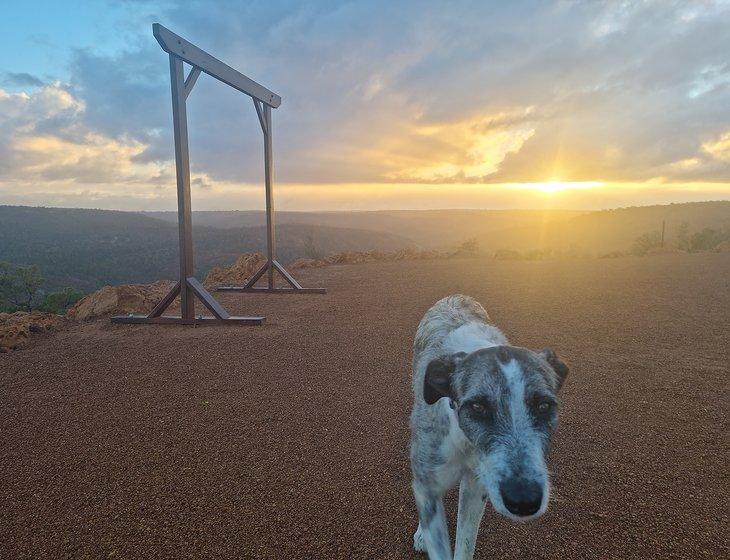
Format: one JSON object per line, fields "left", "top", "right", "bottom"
{"left": 273, "top": 260, "right": 303, "bottom": 289}
{"left": 184, "top": 67, "right": 201, "bottom": 99}
{"left": 253, "top": 98, "right": 267, "bottom": 134}
{"left": 148, "top": 281, "right": 181, "bottom": 318}
{"left": 186, "top": 277, "right": 230, "bottom": 319}
{"left": 243, "top": 262, "right": 269, "bottom": 289}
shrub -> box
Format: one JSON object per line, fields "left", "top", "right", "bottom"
{"left": 456, "top": 238, "right": 479, "bottom": 255}
{"left": 494, "top": 249, "right": 523, "bottom": 260}
{"left": 0, "top": 262, "right": 43, "bottom": 312}
{"left": 0, "top": 262, "right": 84, "bottom": 315}
{"left": 38, "top": 287, "right": 84, "bottom": 314}
{"left": 689, "top": 228, "right": 729, "bottom": 252}
{"left": 631, "top": 231, "right": 662, "bottom": 256}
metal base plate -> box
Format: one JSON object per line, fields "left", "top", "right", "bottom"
{"left": 111, "top": 314, "right": 265, "bottom": 325}
{"left": 216, "top": 286, "right": 327, "bottom": 294}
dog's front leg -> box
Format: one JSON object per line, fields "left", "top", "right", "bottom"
{"left": 413, "top": 484, "right": 452, "bottom": 559}
{"left": 453, "top": 472, "right": 486, "bottom": 560}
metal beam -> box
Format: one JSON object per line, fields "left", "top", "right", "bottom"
{"left": 169, "top": 54, "right": 196, "bottom": 322}
{"left": 253, "top": 98, "right": 267, "bottom": 134}
{"left": 263, "top": 104, "right": 275, "bottom": 289}
{"left": 217, "top": 286, "right": 327, "bottom": 295}
{"left": 148, "top": 281, "right": 181, "bottom": 318}
{"left": 112, "top": 315, "right": 264, "bottom": 325}
{"left": 184, "top": 66, "right": 201, "bottom": 99}
{"left": 243, "top": 262, "right": 268, "bottom": 289}
{"left": 153, "top": 23, "right": 281, "bottom": 107}
{"left": 273, "top": 260, "right": 303, "bottom": 290}
{"left": 186, "top": 277, "right": 230, "bottom": 320}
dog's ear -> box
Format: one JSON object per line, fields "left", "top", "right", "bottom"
{"left": 424, "top": 353, "right": 465, "bottom": 405}
{"left": 537, "top": 348, "right": 569, "bottom": 391}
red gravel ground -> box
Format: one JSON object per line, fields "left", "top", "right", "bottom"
{"left": 1, "top": 254, "right": 728, "bottom": 559}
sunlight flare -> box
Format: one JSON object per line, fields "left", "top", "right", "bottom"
{"left": 510, "top": 180, "right": 605, "bottom": 193}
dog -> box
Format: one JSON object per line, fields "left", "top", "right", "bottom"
{"left": 410, "top": 295, "right": 569, "bottom": 559}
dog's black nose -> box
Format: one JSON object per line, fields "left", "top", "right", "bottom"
{"left": 499, "top": 478, "right": 543, "bottom": 517}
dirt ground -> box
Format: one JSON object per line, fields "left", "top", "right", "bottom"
{"left": 1, "top": 253, "right": 728, "bottom": 559}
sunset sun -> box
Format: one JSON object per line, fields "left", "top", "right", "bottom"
{"left": 536, "top": 180, "right": 602, "bottom": 193}
{"left": 509, "top": 180, "right": 605, "bottom": 193}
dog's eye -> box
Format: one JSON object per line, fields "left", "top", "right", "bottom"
{"left": 468, "top": 402, "right": 488, "bottom": 415}
{"left": 536, "top": 400, "right": 554, "bottom": 414}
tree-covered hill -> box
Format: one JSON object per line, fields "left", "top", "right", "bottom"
{"left": 1, "top": 201, "right": 727, "bottom": 293}
{"left": 0, "top": 206, "right": 412, "bottom": 292}
{"left": 144, "top": 201, "right": 730, "bottom": 252}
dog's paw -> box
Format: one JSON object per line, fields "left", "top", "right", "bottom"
{"left": 413, "top": 524, "right": 426, "bottom": 553}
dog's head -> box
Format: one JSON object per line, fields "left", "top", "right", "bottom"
{"left": 424, "top": 345, "right": 568, "bottom": 521}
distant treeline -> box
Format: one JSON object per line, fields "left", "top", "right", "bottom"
{"left": 0, "top": 206, "right": 412, "bottom": 292}
{"left": 1, "top": 202, "right": 727, "bottom": 294}
{"left": 493, "top": 222, "right": 730, "bottom": 260}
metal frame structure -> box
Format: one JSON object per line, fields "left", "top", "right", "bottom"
{"left": 113, "top": 22, "right": 314, "bottom": 325}
{"left": 216, "top": 98, "right": 325, "bottom": 295}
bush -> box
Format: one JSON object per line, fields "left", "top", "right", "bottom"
{"left": 37, "top": 287, "right": 84, "bottom": 314}
{"left": 0, "top": 262, "right": 43, "bottom": 312}
{"left": 494, "top": 249, "right": 523, "bottom": 260}
{"left": 631, "top": 231, "right": 663, "bottom": 256}
{"left": 689, "top": 228, "right": 729, "bottom": 252}
{"left": 0, "top": 261, "right": 84, "bottom": 315}
{"left": 456, "top": 238, "right": 479, "bottom": 255}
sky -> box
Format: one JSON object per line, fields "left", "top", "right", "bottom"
{"left": 0, "top": 0, "right": 729, "bottom": 211}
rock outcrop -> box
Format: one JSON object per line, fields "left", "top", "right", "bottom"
{"left": 67, "top": 280, "right": 175, "bottom": 321}
{"left": 0, "top": 311, "right": 66, "bottom": 352}
{"left": 203, "top": 253, "right": 265, "bottom": 289}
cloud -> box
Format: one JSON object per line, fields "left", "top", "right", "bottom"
{"left": 703, "top": 131, "right": 730, "bottom": 162}
{"left": 0, "top": 0, "right": 729, "bottom": 210}
{"left": 380, "top": 107, "right": 538, "bottom": 183}
{"left": 2, "top": 72, "right": 45, "bottom": 88}
{"left": 0, "top": 84, "right": 171, "bottom": 190}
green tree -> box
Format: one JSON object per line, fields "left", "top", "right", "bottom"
{"left": 38, "top": 287, "right": 84, "bottom": 314}
{"left": 0, "top": 262, "right": 43, "bottom": 312}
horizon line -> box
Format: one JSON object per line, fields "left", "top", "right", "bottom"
{"left": 1, "top": 199, "right": 729, "bottom": 214}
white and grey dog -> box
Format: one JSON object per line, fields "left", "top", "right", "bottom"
{"left": 410, "top": 295, "right": 569, "bottom": 560}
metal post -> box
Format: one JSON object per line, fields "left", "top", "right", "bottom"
{"left": 263, "top": 104, "right": 275, "bottom": 289}
{"left": 122, "top": 23, "right": 324, "bottom": 300}
{"left": 219, "top": 97, "right": 324, "bottom": 295}
{"left": 111, "top": 24, "right": 268, "bottom": 325}
{"left": 169, "top": 54, "right": 195, "bottom": 322}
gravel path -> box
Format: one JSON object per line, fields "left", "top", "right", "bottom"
{"left": 1, "top": 254, "right": 728, "bottom": 559}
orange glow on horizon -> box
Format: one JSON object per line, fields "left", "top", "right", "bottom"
{"left": 509, "top": 180, "right": 605, "bottom": 193}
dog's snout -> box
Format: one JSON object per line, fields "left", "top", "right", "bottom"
{"left": 499, "top": 478, "right": 543, "bottom": 517}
